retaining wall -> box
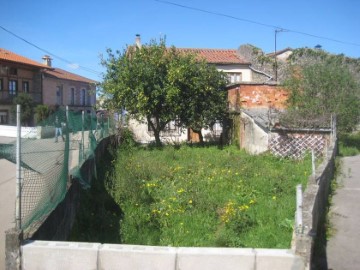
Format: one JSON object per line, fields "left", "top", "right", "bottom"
{"left": 21, "top": 241, "right": 305, "bottom": 270}
{"left": 294, "top": 138, "right": 337, "bottom": 268}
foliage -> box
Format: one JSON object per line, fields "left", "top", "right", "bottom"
{"left": 70, "top": 145, "right": 122, "bottom": 243}
{"left": 106, "top": 144, "right": 311, "bottom": 248}
{"left": 167, "top": 54, "right": 228, "bottom": 142}
{"left": 338, "top": 131, "right": 360, "bottom": 156}
{"left": 35, "top": 104, "right": 53, "bottom": 125}
{"left": 12, "top": 93, "right": 34, "bottom": 126}
{"left": 283, "top": 60, "right": 360, "bottom": 133}
{"left": 101, "top": 38, "right": 228, "bottom": 145}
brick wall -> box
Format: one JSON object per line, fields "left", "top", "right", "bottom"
{"left": 228, "top": 83, "right": 288, "bottom": 110}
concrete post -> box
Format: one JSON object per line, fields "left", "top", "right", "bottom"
{"left": 5, "top": 228, "right": 23, "bottom": 270}
{"left": 311, "top": 149, "right": 316, "bottom": 182}
{"left": 296, "top": 184, "right": 303, "bottom": 234}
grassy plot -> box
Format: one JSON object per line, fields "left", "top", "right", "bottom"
{"left": 106, "top": 144, "right": 311, "bottom": 248}
{"left": 338, "top": 131, "right": 360, "bottom": 156}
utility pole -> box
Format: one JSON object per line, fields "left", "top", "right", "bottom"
{"left": 274, "top": 28, "right": 287, "bottom": 81}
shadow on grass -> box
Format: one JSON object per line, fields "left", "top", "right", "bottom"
{"left": 69, "top": 145, "right": 123, "bottom": 244}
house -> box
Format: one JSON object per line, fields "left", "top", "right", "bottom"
{"left": 0, "top": 49, "right": 97, "bottom": 125}
{"left": 127, "top": 35, "right": 255, "bottom": 144}
{"left": 41, "top": 55, "right": 97, "bottom": 115}
{"left": 0, "top": 48, "right": 49, "bottom": 124}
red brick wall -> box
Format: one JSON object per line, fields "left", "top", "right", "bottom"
{"left": 228, "top": 84, "right": 288, "bottom": 110}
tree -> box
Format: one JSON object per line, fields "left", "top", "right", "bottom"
{"left": 167, "top": 55, "right": 228, "bottom": 142}
{"left": 283, "top": 60, "right": 360, "bottom": 133}
{"left": 101, "top": 38, "right": 228, "bottom": 145}
{"left": 12, "top": 93, "right": 34, "bottom": 126}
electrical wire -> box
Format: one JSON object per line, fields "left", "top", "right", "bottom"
{"left": 0, "top": 25, "right": 102, "bottom": 76}
{"left": 154, "top": 0, "right": 360, "bottom": 48}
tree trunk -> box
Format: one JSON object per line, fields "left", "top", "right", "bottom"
{"left": 153, "top": 129, "right": 162, "bottom": 147}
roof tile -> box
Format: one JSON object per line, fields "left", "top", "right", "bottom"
{"left": 44, "top": 68, "right": 97, "bottom": 84}
{"left": 177, "top": 48, "right": 249, "bottom": 64}
{"left": 0, "top": 48, "right": 49, "bottom": 68}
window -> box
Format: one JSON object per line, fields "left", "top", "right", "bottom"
{"left": 0, "top": 78, "right": 3, "bottom": 90}
{"left": 227, "top": 72, "right": 242, "bottom": 84}
{"left": 56, "top": 86, "right": 63, "bottom": 105}
{"left": 87, "top": 91, "right": 92, "bottom": 106}
{"left": 81, "top": 89, "right": 86, "bottom": 106}
{"left": 0, "top": 111, "right": 8, "bottom": 124}
{"left": 23, "top": 81, "right": 29, "bottom": 93}
{"left": 9, "top": 80, "right": 17, "bottom": 95}
{"left": 70, "top": 87, "right": 75, "bottom": 105}
{"left": 212, "top": 121, "right": 223, "bottom": 138}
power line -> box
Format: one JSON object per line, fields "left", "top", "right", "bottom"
{"left": 0, "top": 25, "right": 102, "bottom": 76}
{"left": 154, "top": 0, "right": 360, "bottom": 48}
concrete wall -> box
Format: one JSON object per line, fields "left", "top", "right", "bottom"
{"left": 0, "top": 125, "right": 37, "bottom": 138}
{"left": 239, "top": 112, "right": 269, "bottom": 154}
{"left": 21, "top": 241, "right": 305, "bottom": 270}
{"left": 128, "top": 118, "right": 188, "bottom": 144}
{"left": 128, "top": 119, "right": 220, "bottom": 144}
{"left": 294, "top": 136, "right": 337, "bottom": 268}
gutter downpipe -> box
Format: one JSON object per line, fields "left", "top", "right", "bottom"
{"left": 249, "top": 65, "right": 273, "bottom": 82}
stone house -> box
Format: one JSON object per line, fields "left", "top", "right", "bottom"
{"left": 0, "top": 49, "right": 96, "bottom": 125}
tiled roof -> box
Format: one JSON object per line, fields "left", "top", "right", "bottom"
{"left": 177, "top": 48, "right": 249, "bottom": 65}
{"left": 44, "top": 68, "right": 97, "bottom": 84}
{"left": 0, "top": 48, "right": 49, "bottom": 69}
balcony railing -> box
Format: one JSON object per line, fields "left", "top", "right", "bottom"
{"left": 0, "top": 90, "right": 42, "bottom": 104}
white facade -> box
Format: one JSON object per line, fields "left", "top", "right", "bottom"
{"left": 216, "top": 64, "right": 253, "bottom": 82}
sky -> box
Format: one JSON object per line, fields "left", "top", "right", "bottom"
{"left": 1, "top": 0, "right": 359, "bottom": 82}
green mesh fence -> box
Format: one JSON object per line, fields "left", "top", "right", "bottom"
{"left": 0, "top": 108, "right": 117, "bottom": 231}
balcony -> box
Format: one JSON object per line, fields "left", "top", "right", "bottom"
{"left": 0, "top": 90, "right": 42, "bottom": 105}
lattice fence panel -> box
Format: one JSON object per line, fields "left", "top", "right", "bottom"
{"left": 269, "top": 133, "right": 327, "bottom": 159}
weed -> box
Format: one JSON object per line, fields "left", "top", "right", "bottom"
{"left": 107, "top": 144, "right": 311, "bottom": 248}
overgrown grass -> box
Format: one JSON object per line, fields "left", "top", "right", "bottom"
{"left": 338, "top": 131, "right": 360, "bottom": 156}
{"left": 106, "top": 141, "right": 311, "bottom": 248}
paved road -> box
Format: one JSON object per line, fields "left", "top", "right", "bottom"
{"left": 0, "top": 137, "right": 16, "bottom": 270}
{"left": 327, "top": 155, "right": 360, "bottom": 270}
{"left": 0, "top": 133, "right": 90, "bottom": 269}
{"left": 0, "top": 159, "right": 16, "bottom": 270}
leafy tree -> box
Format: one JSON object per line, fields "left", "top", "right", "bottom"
{"left": 167, "top": 55, "right": 228, "bottom": 142}
{"left": 283, "top": 60, "right": 360, "bottom": 133}
{"left": 12, "top": 93, "right": 34, "bottom": 126}
{"left": 101, "top": 38, "right": 227, "bottom": 145}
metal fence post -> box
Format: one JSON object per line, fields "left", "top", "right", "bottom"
{"left": 15, "top": 104, "right": 22, "bottom": 229}
{"left": 82, "top": 110, "right": 85, "bottom": 160}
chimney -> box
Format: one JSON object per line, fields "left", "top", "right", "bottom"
{"left": 135, "top": 34, "right": 141, "bottom": 48}
{"left": 42, "top": 55, "right": 52, "bottom": 67}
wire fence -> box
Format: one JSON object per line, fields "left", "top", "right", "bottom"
{"left": 0, "top": 107, "right": 118, "bottom": 231}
